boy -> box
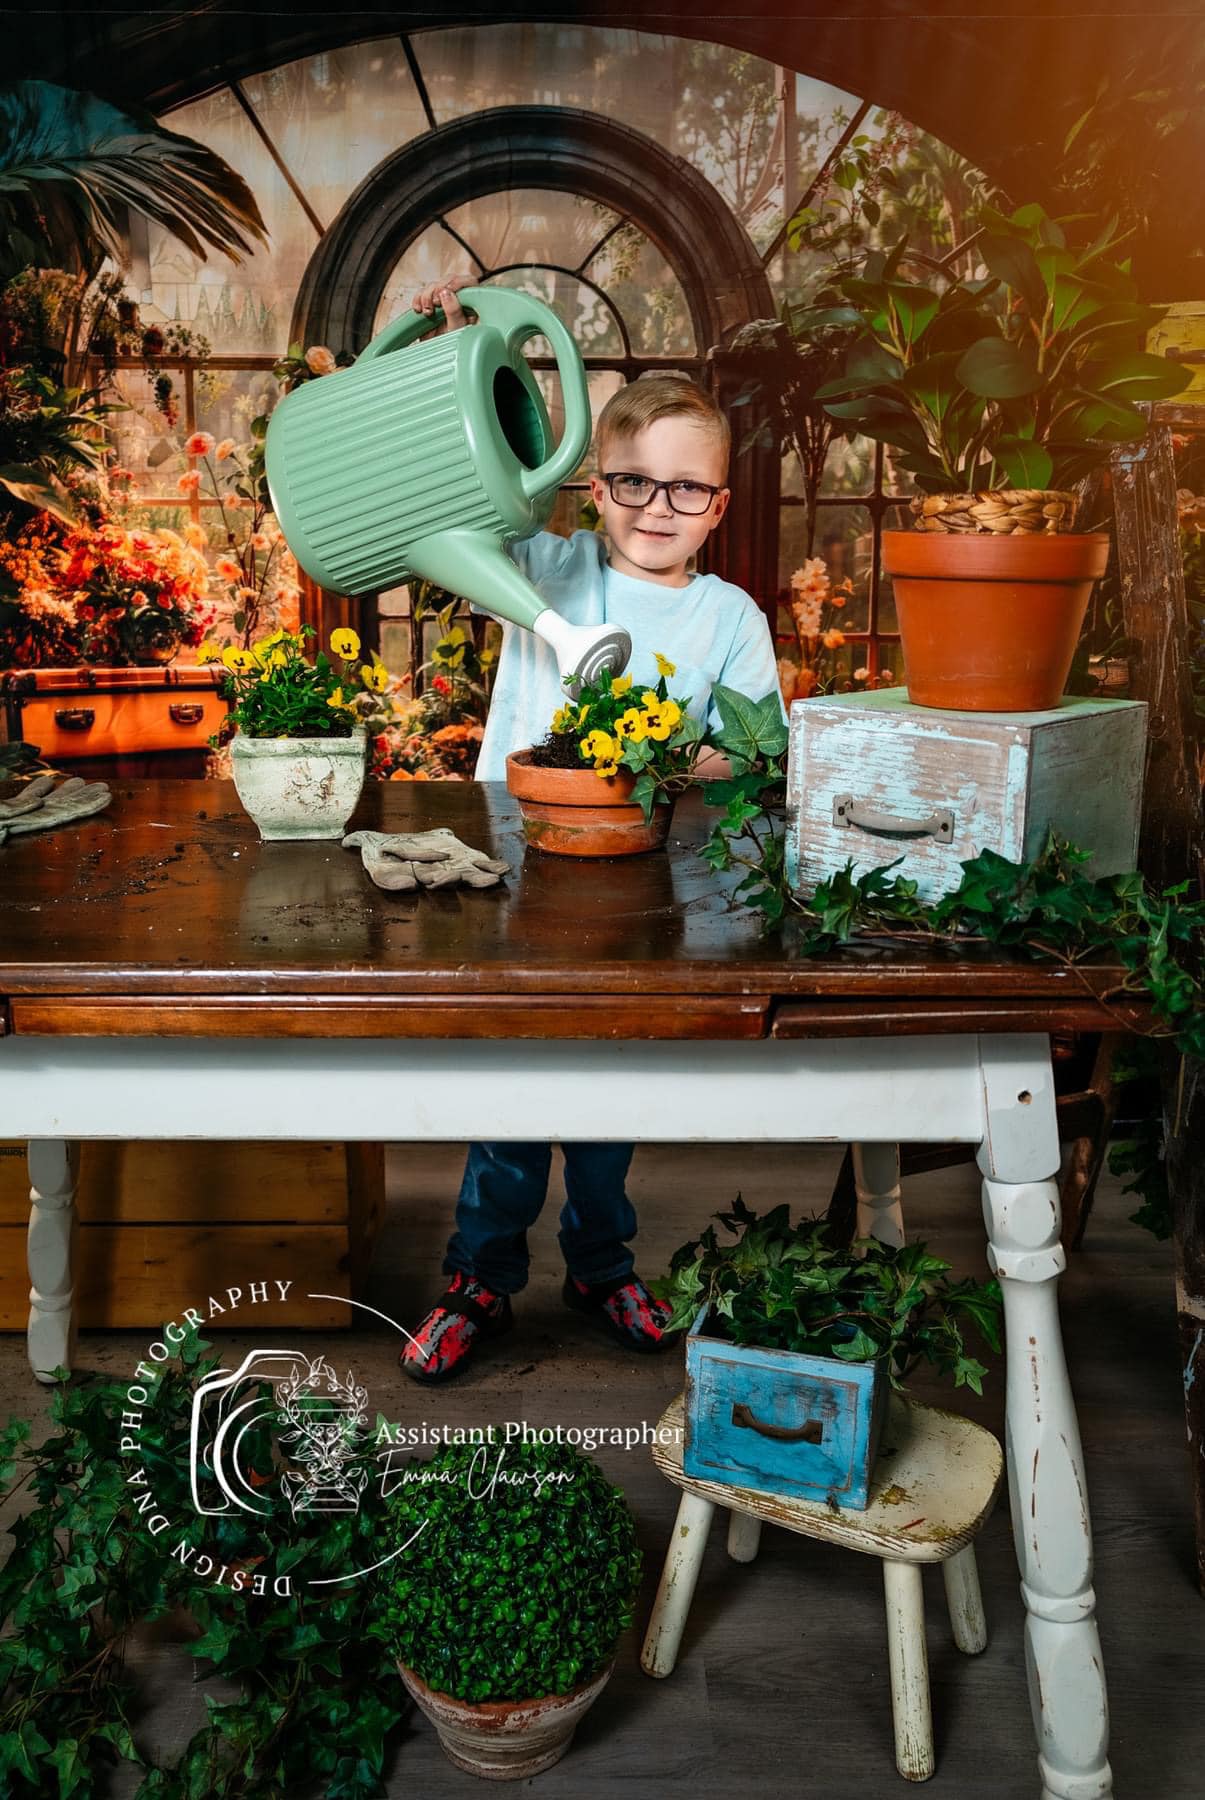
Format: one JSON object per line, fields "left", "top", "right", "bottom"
{"left": 401, "top": 282, "right": 781, "bottom": 1384}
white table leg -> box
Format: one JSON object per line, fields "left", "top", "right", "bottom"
{"left": 640, "top": 1491, "right": 715, "bottom": 1678}
{"left": 882, "top": 1558, "right": 934, "bottom": 1782}
{"left": 942, "top": 1545, "right": 987, "bottom": 1655}
{"left": 852, "top": 1141, "right": 904, "bottom": 1246}
{"left": 726, "top": 1510, "right": 762, "bottom": 1563}
{"left": 979, "top": 1037, "right": 1112, "bottom": 1800}
{"left": 27, "top": 1139, "right": 79, "bottom": 1384}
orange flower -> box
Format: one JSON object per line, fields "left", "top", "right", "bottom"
{"left": 214, "top": 438, "right": 236, "bottom": 461}
{"left": 305, "top": 346, "right": 337, "bottom": 375}
{"left": 176, "top": 470, "right": 201, "bottom": 495}
{"left": 389, "top": 769, "right": 414, "bottom": 781}
{"left": 185, "top": 432, "right": 215, "bottom": 457}
{"left": 822, "top": 629, "right": 845, "bottom": 649}
{"left": 215, "top": 557, "right": 242, "bottom": 583}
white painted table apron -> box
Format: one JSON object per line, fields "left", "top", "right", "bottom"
{"left": 0, "top": 1028, "right": 1111, "bottom": 1799}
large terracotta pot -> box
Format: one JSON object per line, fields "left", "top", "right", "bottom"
{"left": 506, "top": 749, "right": 672, "bottom": 856}
{"left": 882, "top": 529, "right": 1111, "bottom": 712}
{"left": 230, "top": 727, "right": 367, "bottom": 840}
{"left": 398, "top": 1658, "right": 614, "bottom": 1780}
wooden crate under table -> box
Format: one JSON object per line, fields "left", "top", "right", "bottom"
{"left": 0, "top": 1140, "right": 383, "bottom": 1330}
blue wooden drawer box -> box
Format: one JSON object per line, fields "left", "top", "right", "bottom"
{"left": 683, "top": 1306, "right": 889, "bottom": 1510}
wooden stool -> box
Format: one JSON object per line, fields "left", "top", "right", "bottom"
{"left": 641, "top": 1392, "right": 1004, "bottom": 1783}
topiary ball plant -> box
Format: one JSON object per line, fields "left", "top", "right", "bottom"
{"left": 368, "top": 1436, "right": 642, "bottom": 1705}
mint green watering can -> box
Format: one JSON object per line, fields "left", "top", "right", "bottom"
{"left": 265, "top": 286, "right": 631, "bottom": 685}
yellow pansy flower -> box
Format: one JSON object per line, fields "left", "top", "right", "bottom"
{"left": 595, "top": 758, "right": 620, "bottom": 779}
{"left": 644, "top": 710, "right": 672, "bottom": 741}
{"left": 658, "top": 698, "right": 682, "bottom": 730}
{"left": 641, "top": 690, "right": 660, "bottom": 710}
{"left": 222, "top": 646, "right": 258, "bottom": 673}
{"left": 326, "top": 685, "right": 347, "bottom": 708}
{"left": 581, "top": 728, "right": 617, "bottom": 762}
{"left": 361, "top": 661, "right": 389, "bottom": 692}
{"left": 197, "top": 639, "right": 220, "bottom": 664}
{"left": 614, "top": 707, "right": 647, "bottom": 742}
{"left": 577, "top": 702, "right": 590, "bottom": 726}
{"left": 654, "top": 652, "right": 676, "bottom": 677}
{"left": 551, "top": 705, "right": 576, "bottom": 733}
{"left": 611, "top": 673, "right": 633, "bottom": 696}
{"left": 330, "top": 627, "right": 360, "bottom": 660}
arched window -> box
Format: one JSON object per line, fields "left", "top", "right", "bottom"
{"left": 99, "top": 25, "right": 990, "bottom": 690}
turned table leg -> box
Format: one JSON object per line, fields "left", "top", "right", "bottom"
{"left": 852, "top": 1142, "right": 904, "bottom": 1247}
{"left": 27, "top": 1139, "right": 79, "bottom": 1383}
{"left": 979, "top": 1037, "right": 1111, "bottom": 1799}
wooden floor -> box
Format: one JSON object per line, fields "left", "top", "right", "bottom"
{"left": 1, "top": 1142, "right": 1200, "bottom": 1797}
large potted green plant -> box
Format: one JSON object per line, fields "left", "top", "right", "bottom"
{"left": 369, "top": 1436, "right": 642, "bottom": 1779}
{"left": 205, "top": 624, "right": 383, "bottom": 840}
{"left": 653, "top": 1197, "right": 1003, "bottom": 1509}
{"left": 811, "top": 204, "right": 1192, "bottom": 710}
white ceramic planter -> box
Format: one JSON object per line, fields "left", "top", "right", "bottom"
{"left": 398, "top": 1659, "right": 614, "bottom": 1780}
{"left": 230, "top": 728, "right": 367, "bottom": 841}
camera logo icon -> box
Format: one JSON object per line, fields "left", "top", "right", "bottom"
{"left": 189, "top": 1348, "right": 371, "bottom": 1519}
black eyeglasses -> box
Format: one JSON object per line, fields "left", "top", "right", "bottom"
{"left": 602, "top": 472, "right": 723, "bottom": 515}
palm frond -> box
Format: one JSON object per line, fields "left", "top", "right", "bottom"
{"left": 0, "top": 80, "right": 269, "bottom": 273}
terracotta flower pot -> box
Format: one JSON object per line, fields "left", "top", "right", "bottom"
{"left": 882, "top": 529, "right": 1111, "bottom": 712}
{"left": 506, "top": 749, "right": 672, "bottom": 856}
{"left": 398, "top": 1658, "right": 614, "bottom": 1780}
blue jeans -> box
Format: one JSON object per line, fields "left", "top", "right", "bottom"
{"left": 443, "top": 1142, "right": 637, "bottom": 1295}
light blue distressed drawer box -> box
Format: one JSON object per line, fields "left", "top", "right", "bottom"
{"left": 683, "top": 1306, "right": 889, "bottom": 1510}
{"left": 785, "top": 689, "right": 1147, "bottom": 902}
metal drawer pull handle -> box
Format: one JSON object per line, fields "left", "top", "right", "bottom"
{"left": 833, "top": 794, "right": 954, "bottom": 842}
{"left": 54, "top": 707, "right": 95, "bottom": 731}
{"left": 169, "top": 703, "right": 205, "bottom": 725}
{"left": 731, "top": 1402, "right": 823, "bottom": 1445}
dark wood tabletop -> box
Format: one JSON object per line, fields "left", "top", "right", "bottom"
{"left": 0, "top": 781, "right": 1150, "bottom": 1040}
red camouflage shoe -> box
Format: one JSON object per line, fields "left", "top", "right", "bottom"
{"left": 399, "top": 1271, "right": 513, "bottom": 1385}
{"left": 561, "top": 1270, "right": 677, "bottom": 1354}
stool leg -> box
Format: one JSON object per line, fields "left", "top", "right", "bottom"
{"left": 641, "top": 1492, "right": 716, "bottom": 1679}
{"left": 726, "top": 1510, "right": 762, "bottom": 1563}
{"left": 882, "top": 1559, "right": 934, "bottom": 1783}
{"left": 942, "top": 1545, "right": 988, "bottom": 1655}
{"left": 852, "top": 1142, "right": 904, "bottom": 1247}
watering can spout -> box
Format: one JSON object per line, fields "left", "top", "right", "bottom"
{"left": 409, "top": 531, "right": 631, "bottom": 688}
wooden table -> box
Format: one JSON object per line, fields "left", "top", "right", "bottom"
{"left": 0, "top": 778, "right": 1139, "bottom": 1799}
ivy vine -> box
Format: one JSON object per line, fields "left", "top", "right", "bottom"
{"left": 700, "top": 685, "right": 1203, "bottom": 1239}
{"left": 0, "top": 1329, "right": 407, "bottom": 1799}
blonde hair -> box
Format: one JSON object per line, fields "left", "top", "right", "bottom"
{"left": 594, "top": 376, "right": 730, "bottom": 473}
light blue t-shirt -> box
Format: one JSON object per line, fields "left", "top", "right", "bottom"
{"left": 474, "top": 530, "right": 781, "bottom": 781}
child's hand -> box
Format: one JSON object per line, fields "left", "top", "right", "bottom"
{"left": 409, "top": 277, "right": 476, "bottom": 333}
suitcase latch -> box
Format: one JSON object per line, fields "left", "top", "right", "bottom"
{"left": 54, "top": 707, "right": 95, "bottom": 732}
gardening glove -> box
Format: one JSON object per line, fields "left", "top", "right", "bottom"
{"left": 341, "top": 828, "right": 508, "bottom": 892}
{"left": 0, "top": 774, "right": 112, "bottom": 845}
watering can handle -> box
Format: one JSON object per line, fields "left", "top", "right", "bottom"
{"left": 357, "top": 287, "right": 591, "bottom": 504}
